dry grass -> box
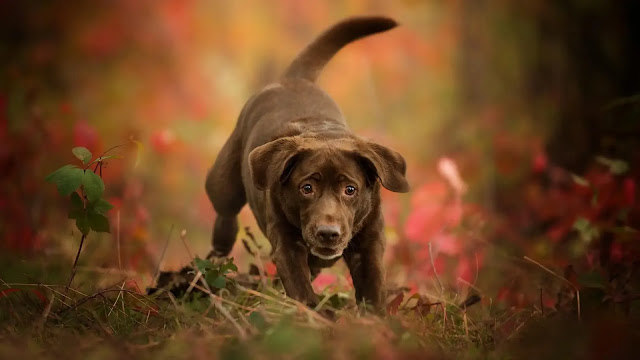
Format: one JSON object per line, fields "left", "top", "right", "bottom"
{"left": 0, "top": 256, "right": 501, "bottom": 359}
{"left": 1, "top": 249, "right": 638, "bottom": 359}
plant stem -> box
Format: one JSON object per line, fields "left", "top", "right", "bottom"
{"left": 67, "top": 233, "right": 86, "bottom": 289}
{"left": 84, "top": 142, "right": 128, "bottom": 171}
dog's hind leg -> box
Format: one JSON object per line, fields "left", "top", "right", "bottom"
{"left": 205, "top": 133, "right": 246, "bottom": 257}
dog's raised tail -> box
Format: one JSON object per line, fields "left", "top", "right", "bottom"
{"left": 283, "top": 16, "right": 397, "bottom": 82}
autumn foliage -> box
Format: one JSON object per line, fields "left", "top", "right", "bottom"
{"left": 1, "top": 1, "right": 639, "bottom": 358}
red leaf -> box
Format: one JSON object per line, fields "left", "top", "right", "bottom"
{"left": 386, "top": 292, "right": 404, "bottom": 315}
{"left": 532, "top": 151, "right": 548, "bottom": 173}
{"left": 622, "top": 177, "right": 635, "bottom": 208}
{"left": 434, "top": 234, "right": 462, "bottom": 255}
{"left": 496, "top": 287, "right": 510, "bottom": 302}
{"left": 150, "top": 129, "right": 176, "bottom": 154}
{"left": 0, "top": 288, "right": 20, "bottom": 298}
{"left": 264, "top": 262, "right": 277, "bottom": 277}
{"left": 564, "top": 265, "right": 578, "bottom": 287}
{"left": 73, "top": 120, "right": 99, "bottom": 150}
{"left": 126, "top": 280, "right": 142, "bottom": 293}
{"left": 312, "top": 273, "right": 336, "bottom": 292}
{"left": 404, "top": 204, "right": 443, "bottom": 242}
{"left": 0, "top": 288, "right": 48, "bottom": 305}
{"left": 456, "top": 257, "right": 473, "bottom": 283}
{"left": 31, "top": 289, "right": 48, "bottom": 305}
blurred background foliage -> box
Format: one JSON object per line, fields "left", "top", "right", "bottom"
{"left": 1, "top": 0, "right": 639, "bottom": 318}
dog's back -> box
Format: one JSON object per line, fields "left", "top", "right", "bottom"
{"left": 239, "top": 16, "right": 398, "bottom": 152}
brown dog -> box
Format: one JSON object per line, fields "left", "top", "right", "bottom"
{"left": 205, "top": 16, "right": 409, "bottom": 309}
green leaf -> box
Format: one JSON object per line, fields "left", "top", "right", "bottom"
{"left": 75, "top": 213, "right": 90, "bottom": 236}
{"left": 596, "top": 156, "right": 629, "bottom": 175}
{"left": 194, "top": 257, "right": 214, "bottom": 273}
{"left": 573, "top": 217, "right": 599, "bottom": 243}
{"left": 328, "top": 293, "right": 350, "bottom": 309}
{"left": 204, "top": 269, "right": 220, "bottom": 286}
{"left": 571, "top": 174, "right": 590, "bottom": 187}
{"left": 248, "top": 312, "right": 268, "bottom": 331}
{"left": 87, "top": 210, "right": 110, "bottom": 233}
{"left": 209, "top": 275, "right": 227, "bottom": 289}
{"left": 573, "top": 217, "right": 590, "bottom": 232}
{"left": 578, "top": 271, "right": 606, "bottom": 289}
{"left": 46, "top": 165, "right": 84, "bottom": 196}
{"left": 72, "top": 147, "right": 92, "bottom": 165}
{"left": 68, "top": 192, "right": 84, "bottom": 219}
{"left": 610, "top": 160, "right": 629, "bottom": 175}
{"left": 91, "top": 198, "right": 113, "bottom": 215}
{"left": 220, "top": 258, "right": 238, "bottom": 274}
{"left": 82, "top": 170, "right": 104, "bottom": 203}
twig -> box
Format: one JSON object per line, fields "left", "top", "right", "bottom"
{"left": 524, "top": 256, "right": 581, "bottom": 321}
{"left": 236, "top": 284, "right": 332, "bottom": 326}
{"left": 234, "top": 307, "right": 256, "bottom": 334}
{"left": 85, "top": 143, "right": 129, "bottom": 171}
{"left": 116, "top": 210, "right": 121, "bottom": 271}
{"left": 463, "top": 306, "right": 469, "bottom": 338}
{"left": 54, "top": 287, "right": 158, "bottom": 317}
{"left": 429, "top": 242, "right": 444, "bottom": 294}
{"left": 442, "top": 303, "right": 447, "bottom": 331}
{"left": 506, "top": 319, "right": 529, "bottom": 340}
{"left": 184, "top": 270, "right": 202, "bottom": 297}
{"left": 67, "top": 233, "right": 87, "bottom": 289}
{"left": 540, "top": 288, "right": 544, "bottom": 316}
{"left": 37, "top": 293, "right": 54, "bottom": 330}
{"left": 197, "top": 270, "right": 247, "bottom": 338}
{"left": 191, "top": 283, "right": 260, "bottom": 312}
{"left": 313, "top": 293, "right": 332, "bottom": 312}
{"left": 456, "top": 277, "right": 483, "bottom": 293}
{"left": 178, "top": 228, "right": 248, "bottom": 338}
{"left": 473, "top": 252, "right": 479, "bottom": 287}
{"left": 152, "top": 224, "right": 174, "bottom": 283}
{"left": 179, "top": 229, "right": 194, "bottom": 260}
{"left": 107, "top": 281, "right": 126, "bottom": 317}
{"left": 75, "top": 266, "right": 140, "bottom": 277}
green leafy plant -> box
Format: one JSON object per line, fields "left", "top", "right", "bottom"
{"left": 193, "top": 257, "right": 238, "bottom": 290}
{"left": 45, "top": 145, "right": 126, "bottom": 287}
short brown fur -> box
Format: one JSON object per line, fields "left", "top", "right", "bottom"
{"left": 205, "top": 16, "right": 408, "bottom": 310}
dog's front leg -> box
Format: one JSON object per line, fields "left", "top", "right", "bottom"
{"left": 345, "top": 234, "right": 386, "bottom": 312}
{"left": 272, "top": 238, "right": 318, "bottom": 307}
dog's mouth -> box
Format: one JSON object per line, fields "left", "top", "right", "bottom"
{"left": 309, "top": 246, "right": 343, "bottom": 260}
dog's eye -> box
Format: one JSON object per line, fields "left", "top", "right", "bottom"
{"left": 344, "top": 185, "right": 356, "bottom": 196}
{"left": 301, "top": 184, "right": 313, "bottom": 194}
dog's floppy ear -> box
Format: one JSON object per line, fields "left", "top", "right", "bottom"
{"left": 249, "top": 137, "right": 302, "bottom": 190}
{"left": 358, "top": 141, "right": 409, "bottom": 193}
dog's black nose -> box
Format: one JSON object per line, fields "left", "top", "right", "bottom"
{"left": 316, "top": 225, "right": 340, "bottom": 243}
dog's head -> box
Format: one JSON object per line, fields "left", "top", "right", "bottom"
{"left": 249, "top": 136, "right": 408, "bottom": 260}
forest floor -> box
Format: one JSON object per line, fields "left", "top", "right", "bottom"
{"left": 1, "top": 253, "right": 638, "bottom": 360}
